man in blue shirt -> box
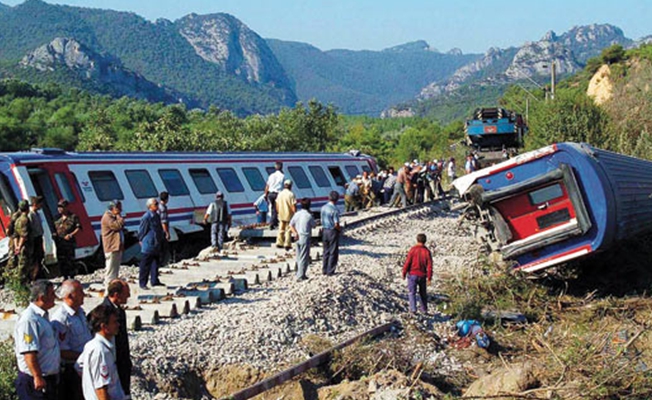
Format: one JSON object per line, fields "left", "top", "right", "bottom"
{"left": 138, "top": 198, "right": 165, "bottom": 289}
{"left": 290, "top": 198, "right": 316, "bottom": 280}
{"left": 320, "top": 191, "right": 341, "bottom": 276}
{"left": 345, "top": 177, "right": 361, "bottom": 212}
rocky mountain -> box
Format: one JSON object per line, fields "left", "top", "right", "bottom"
{"left": 0, "top": 0, "right": 296, "bottom": 114}
{"left": 267, "top": 39, "right": 479, "bottom": 115}
{"left": 392, "top": 24, "right": 639, "bottom": 122}
{"left": 176, "top": 13, "right": 294, "bottom": 99}
{"left": 18, "top": 37, "right": 183, "bottom": 104}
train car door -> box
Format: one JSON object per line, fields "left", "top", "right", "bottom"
{"left": 485, "top": 165, "right": 591, "bottom": 259}
{"left": 28, "top": 165, "right": 98, "bottom": 251}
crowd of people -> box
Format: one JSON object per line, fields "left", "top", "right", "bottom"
{"left": 14, "top": 278, "right": 132, "bottom": 400}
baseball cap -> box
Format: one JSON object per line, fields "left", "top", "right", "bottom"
{"left": 284, "top": 179, "right": 292, "bottom": 186}
{"left": 57, "top": 199, "right": 69, "bottom": 207}
{"left": 215, "top": 191, "right": 224, "bottom": 199}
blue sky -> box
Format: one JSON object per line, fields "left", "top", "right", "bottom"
{"left": 3, "top": 0, "right": 650, "bottom": 53}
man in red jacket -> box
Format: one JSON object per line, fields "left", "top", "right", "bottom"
{"left": 402, "top": 233, "right": 433, "bottom": 314}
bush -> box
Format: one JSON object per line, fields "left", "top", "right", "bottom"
{"left": 0, "top": 340, "right": 17, "bottom": 400}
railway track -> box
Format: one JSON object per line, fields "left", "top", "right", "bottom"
{"left": 0, "top": 200, "right": 453, "bottom": 340}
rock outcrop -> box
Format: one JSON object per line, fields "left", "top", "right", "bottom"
{"left": 20, "top": 37, "right": 184, "bottom": 104}
{"left": 587, "top": 64, "right": 614, "bottom": 105}
{"left": 177, "top": 13, "right": 293, "bottom": 93}
{"left": 463, "top": 362, "right": 539, "bottom": 398}
{"left": 383, "top": 40, "right": 438, "bottom": 53}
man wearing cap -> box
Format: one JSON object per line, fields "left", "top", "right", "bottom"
{"left": 12, "top": 200, "right": 33, "bottom": 284}
{"left": 265, "top": 161, "right": 285, "bottom": 230}
{"left": 14, "top": 280, "right": 60, "bottom": 400}
{"left": 54, "top": 199, "right": 81, "bottom": 280}
{"left": 138, "top": 198, "right": 165, "bottom": 289}
{"left": 275, "top": 180, "right": 296, "bottom": 250}
{"left": 203, "top": 192, "right": 231, "bottom": 253}
{"left": 101, "top": 200, "right": 125, "bottom": 287}
{"left": 51, "top": 280, "right": 92, "bottom": 400}
{"left": 28, "top": 196, "right": 45, "bottom": 281}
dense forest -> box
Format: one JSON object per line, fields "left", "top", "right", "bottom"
{"left": 1, "top": 44, "right": 651, "bottom": 175}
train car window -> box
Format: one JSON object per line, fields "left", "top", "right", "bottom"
{"left": 89, "top": 171, "right": 124, "bottom": 201}
{"left": 216, "top": 168, "right": 245, "bottom": 192}
{"left": 536, "top": 208, "right": 571, "bottom": 230}
{"left": 159, "top": 169, "right": 190, "bottom": 196}
{"left": 126, "top": 170, "right": 158, "bottom": 199}
{"left": 70, "top": 173, "right": 85, "bottom": 203}
{"left": 345, "top": 165, "right": 359, "bottom": 179}
{"left": 528, "top": 184, "right": 563, "bottom": 205}
{"left": 309, "top": 166, "right": 331, "bottom": 188}
{"left": 361, "top": 165, "right": 371, "bottom": 173}
{"left": 189, "top": 169, "right": 217, "bottom": 194}
{"left": 288, "top": 166, "right": 312, "bottom": 189}
{"left": 242, "top": 167, "right": 266, "bottom": 191}
{"left": 54, "top": 173, "right": 76, "bottom": 203}
{"left": 328, "top": 166, "right": 346, "bottom": 187}
{"left": 265, "top": 167, "right": 276, "bottom": 176}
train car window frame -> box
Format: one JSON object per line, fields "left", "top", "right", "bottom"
{"left": 361, "top": 165, "right": 371, "bottom": 173}
{"left": 528, "top": 183, "right": 564, "bottom": 205}
{"left": 125, "top": 170, "right": 158, "bottom": 199}
{"left": 308, "top": 166, "right": 331, "bottom": 188}
{"left": 70, "top": 172, "right": 85, "bottom": 203}
{"left": 287, "top": 166, "right": 312, "bottom": 189}
{"left": 216, "top": 168, "right": 245, "bottom": 193}
{"left": 345, "top": 165, "right": 360, "bottom": 179}
{"left": 159, "top": 169, "right": 190, "bottom": 196}
{"left": 54, "top": 173, "right": 76, "bottom": 203}
{"left": 328, "top": 166, "right": 346, "bottom": 187}
{"left": 89, "top": 171, "right": 124, "bottom": 201}
{"left": 265, "top": 167, "right": 276, "bottom": 176}
{"left": 189, "top": 168, "right": 217, "bottom": 194}
{"left": 242, "top": 167, "right": 266, "bottom": 191}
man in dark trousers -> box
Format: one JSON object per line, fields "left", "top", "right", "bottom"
{"left": 138, "top": 198, "right": 164, "bottom": 289}
{"left": 264, "top": 161, "right": 285, "bottom": 230}
{"left": 320, "top": 191, "right": 341, "bottom": 276}
{"left": 54, "top": 199, "right": 81, "bottom": 280}
{"left": 102, "top": 279, "right": 132, "bottom": 396}
{"left": 402, "top": 233, "right": 434, "bottom": 314}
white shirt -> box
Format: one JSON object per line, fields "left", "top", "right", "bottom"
{"left": 14, "top": 303, "right": 61, "bottom": 376}
{"left": 447, "top": 162, "right": 456, "bottom": 178}
{"left": 51, "top": 303, "right": 92, "bottom": 357}
{"left": 77, "top": 334, "right": 126, "bottom": 400}
{"left": 266, "top": 170, "right": 285, "bottom": 193}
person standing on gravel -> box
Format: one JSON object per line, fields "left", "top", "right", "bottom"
{"left": 138, "top": 198, "right": 164, "bottom": 289}
{"left": 204, "top": 192, "right": 231, "bottom": 253}
{"left": 14, "top": 280, "right": 60, "bottom": 400}
{"left": 158, "top": 191, "right": 171, "bottom": 267}
{"left": 402, "top": 233, "right": 433, "bottom": 314}
{"left": 28, "top": 196, "right": 45, "bottom": 281}
{"left": 290, "top": 198, "right": 316, "bottom": 280}
{"left": 103, "top": 279, "right": 132, "bottom": 396}
{"left": 51, "top": 280, "right": 92, "bottom": 400}
{"left": 101, "top": 200, "right": 125, "bottom": 287}
{"left": 275, "top": 180, "right": 296, "bottom": 250}
{"left": 320, "top": 191, "right": 341, "bottom": 276}
{"left": 265, "top": 161, "right": 285, "bottom": 230}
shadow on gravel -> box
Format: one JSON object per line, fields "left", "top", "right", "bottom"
{"left": 340, "top": 248, "right": 395, "bottom": 259}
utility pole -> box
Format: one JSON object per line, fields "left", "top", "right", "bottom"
{"left": 550, "top": 61, "right": 556, "bottom": 100}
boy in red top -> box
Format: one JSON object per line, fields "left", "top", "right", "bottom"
{"left": 402, "top": 233, "right": 433, "bottom": 313}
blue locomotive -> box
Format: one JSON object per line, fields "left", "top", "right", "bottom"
{"left": 465, "top": 107, "right": 527, "bottom": 150}
{"left": 453, "top": 142, "right": 652, "bottom": 272}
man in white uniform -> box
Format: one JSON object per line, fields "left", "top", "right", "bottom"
{"left": 265, "top": 161, "right": 285, "bottom": 230}
{"left": 76, "top": 305, "right": 126, "bottom": 400}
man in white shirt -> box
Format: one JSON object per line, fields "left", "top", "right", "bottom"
{"left": 76, "top": 305, "right": 126, "bottom": 400}
{"left": 51, "top": 280, "right": 92, "bottom": 400}
{"left": 264, "top": 161, "right": 285, "bottom": 230}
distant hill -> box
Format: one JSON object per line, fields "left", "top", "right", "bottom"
{"left": 389, "top": 24, "right": 638, "bottom": 123}
{"left": 267, "top": 39, "right": 479, "bottom": 116}
{"left": 0, "top": 0, "right": 296, "bottom": 114}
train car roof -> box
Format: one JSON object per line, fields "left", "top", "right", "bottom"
{"left": 0, "top": 148, "right": 371, "bottom": 165}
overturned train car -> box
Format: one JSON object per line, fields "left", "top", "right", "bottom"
{"left": 453, "top": 143, "right": 652, "bottom": 272}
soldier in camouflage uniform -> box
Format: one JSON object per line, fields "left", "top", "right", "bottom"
{"left": 12, "top": 201, "right": 32, "bottom": 284}
{"left": 54, "top": 199, "right": 81, "bottom": 279}
{"left": 4, "top": 203, "right": 24, "bottom": 274}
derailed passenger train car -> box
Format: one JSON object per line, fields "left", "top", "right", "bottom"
{"left": 0, "top": 148, "right": 376, "bottom": 266}
{"left": 453, "top": 143, "right": 652, "bottom": 272}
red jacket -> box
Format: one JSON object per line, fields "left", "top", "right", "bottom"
{"left": 402, "top": 243, "right": 433, "bottom": 280}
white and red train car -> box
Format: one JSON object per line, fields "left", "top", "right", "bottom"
{"left": 0, "top": 148, "right": 377, "bottom": 265}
